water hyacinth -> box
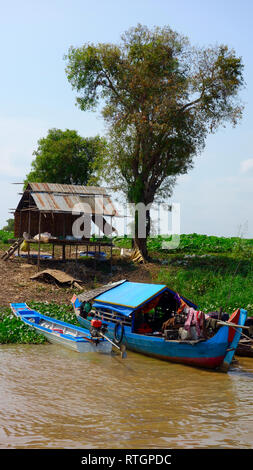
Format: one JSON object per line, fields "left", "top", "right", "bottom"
{"left": 0, "top": 303, "right": 78, "bottom": 344}
{"left": 114, "top": 233, "right": 253, "bottom": 255}
{"left": 0, "top": 313, "right": 45, "bottom": 344}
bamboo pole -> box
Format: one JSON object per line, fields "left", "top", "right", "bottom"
{"left": 217, "top": 320, "right": 250, "bottom": 330}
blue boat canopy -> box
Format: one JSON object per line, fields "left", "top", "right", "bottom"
{"left": 93, "top": 281, "right": 168, "bottom": 317}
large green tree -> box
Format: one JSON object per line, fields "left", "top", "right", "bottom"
{"left": 25, "top": 128, "right": 108, "bottom": 186}
{"left": 65, "top": 24, "right": 244, "bottom": 257}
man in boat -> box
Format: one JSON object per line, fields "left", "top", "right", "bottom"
{"left": 80, "top": 301, "right": 93, "bottom": 319}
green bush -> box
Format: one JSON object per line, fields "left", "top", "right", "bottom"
{"left": 0, "top": 229, "right": 14, "bottom": 244}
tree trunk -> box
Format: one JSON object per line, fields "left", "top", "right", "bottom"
{"left": 146, "top": 209, "right": 151, "bottom": 238}
{"left": 133, "top": 208, "right": 148, "bottom": 259}
{"left": 128, "top": 178, "right": 153, "bottom": 259}
{"left": 134, "top": 235, "right": 148, "bottom": 259}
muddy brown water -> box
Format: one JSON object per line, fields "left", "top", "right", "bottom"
{"left": 0, "top": 344, "right": 253, "bottom": 449}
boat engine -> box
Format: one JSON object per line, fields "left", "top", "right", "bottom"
{"left": 89, "top": 318, "right": 107, "bottom": 338}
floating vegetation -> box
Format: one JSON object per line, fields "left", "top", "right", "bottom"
{"left": 0, "top": 303, "right": 77, "bottom": 344}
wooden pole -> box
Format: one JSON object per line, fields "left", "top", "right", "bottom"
{"left": 62, "top": 244, "right": 66, "bottom": 261}
{"left": 28, "top": 202, "right": 31, "bottom": 263}
{"left": 37, "top": 211, "right": 41, "bottom": 272}
{"left": 217, "top": 320, "right": 250, "bottom": 330}
{"left": 18, "top": 210, "right": 22, "bottom": 257}
{"left": 51, "top": 212, "right": 54, "bottom": 259}
{"left": 110, "top": 215, "right": 113, "bottom": 274}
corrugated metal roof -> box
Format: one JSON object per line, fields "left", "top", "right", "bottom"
{"left": 24, "top": 183, "right": 119, "bottom": 216}
{"left": 77, "top": 280, "right": 127, "bottom": 303}
{"left": 29, "top": 182, "right": 108, "bottom": 196}
{"left": 31, "top": 192, "right": 118, "bottom": 215}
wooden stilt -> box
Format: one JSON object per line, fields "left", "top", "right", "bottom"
{"left": 18, "top": 210, "right": 22, "bottom": 258}
{"left": 110, "top": 215, "right": 113, "bottom": 274}
{"left": 28, "top": 197, "right": 31, "bottom": 263}
{"left": 37, "top": 211, "right": 41, "bottom": 272}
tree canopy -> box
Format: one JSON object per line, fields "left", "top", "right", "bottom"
{"left": 2, "top": 218, "right": 14, "bottom": 232}
{"left": 25, "top": 128, "right": 108, "bottom": 187}
{"left": 65, "top": 24, "right": 244, "bottom": 256}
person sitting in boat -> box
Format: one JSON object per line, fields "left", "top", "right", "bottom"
{"left": 150, "top": 292, "right": 178, "bottom": 331}
{"left": 162, "top": 313, "right": 186, "bottom": 333}
{"left": 80, "top": 301, "right": 92, "bottom": 319}
{"left": 160, "top": 292, "right": 184, "bottom": 333}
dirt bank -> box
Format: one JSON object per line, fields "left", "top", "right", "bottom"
{"left": 0, "top": 250, "right": 160, "bottom": 306}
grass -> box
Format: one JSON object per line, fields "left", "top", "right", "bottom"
{"left": 154, "top": 255, "right": 253, "bottom": 316}
{"left": 0, "top": 229, "right": 14, "bottom": 250}
{"left": 148, "top": 234, "right": 253, "bottom": 316}
{"left": 114, "top": 233, "right": 253, "bottom": 315}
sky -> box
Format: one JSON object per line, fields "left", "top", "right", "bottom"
{"left": 0, "top": 0, "right": 253, "bottom": 237}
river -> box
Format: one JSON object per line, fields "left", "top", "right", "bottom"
{"left": 0, "top": 344, "right": 253, "bottom": 449}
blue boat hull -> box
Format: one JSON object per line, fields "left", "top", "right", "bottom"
{"left": 76, "top": 310, "right": 247, "bottom": 370}
{"left": 10, "top": 303, "right": 112, "bottom": 354}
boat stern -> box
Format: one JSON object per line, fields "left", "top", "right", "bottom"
{"left": 220, "top": 308, "right": 248, "bottom": 372}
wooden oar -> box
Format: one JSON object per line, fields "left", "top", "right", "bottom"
{"left": 97, "top": 331, "right": 127, "bottom": 359}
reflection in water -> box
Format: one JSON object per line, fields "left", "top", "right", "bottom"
{"left": 0, "top": 344, "right": 253, "bottom": 449}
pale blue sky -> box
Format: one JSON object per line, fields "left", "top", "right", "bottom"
{"left": 1, "top": 0, "right": 253, "bottom": 237}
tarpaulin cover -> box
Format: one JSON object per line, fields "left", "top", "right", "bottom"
{"left": 92, "top": 281, "right": 168, "bottom": 317}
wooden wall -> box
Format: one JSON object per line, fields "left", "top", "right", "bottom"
{"left": 14, "top": 211, "right": 91, "bottom": 239}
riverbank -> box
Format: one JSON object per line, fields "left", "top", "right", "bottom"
{"left": 0, "top": 233, "right": 252, "bottom": 344}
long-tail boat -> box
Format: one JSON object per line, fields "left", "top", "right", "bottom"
{"left": 71, "top": 280, "right": 247, "bottom": 371}
{"left": 10, "top": 303, "right": 112, "bottom": 354}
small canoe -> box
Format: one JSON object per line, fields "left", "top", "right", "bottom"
{"left": 235, "top": 317, "right": 253, "bottom": 357}
{"left": 10, "top": 303, "right": 112, "bottom": 354}
{"left": 236, "top": 338, "right": 253, "bottom": 357}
